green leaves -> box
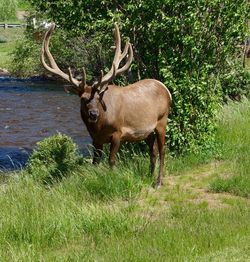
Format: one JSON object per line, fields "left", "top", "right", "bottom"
{"left": 25, "top": 0, "right": 249, "bottom": 154}
{"left": 27, "top": 133, "right": 82, "bottom": 184}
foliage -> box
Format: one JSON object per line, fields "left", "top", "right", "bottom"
{"left": 210, "top": 98, "right": 250, "bottom": 197}
{"left": 220, "top": 60, "right": 250, "bottom": 101}
{"left": 27, "top": 133, "right": 82, "bottom": 183}
{"left": 0, "top": 0, "right": 17, "bottom": 21}
{"left": 164, "top": 70, "right": 222, "bottom": 154}
{"left": 28, "top": 0, "right": 248, "bottom": 77}
{"left": 22, "top": 0, "right": 249, "bottom": 154}
{"left": 11, "top": 37, "right": 41, "bottom": 77}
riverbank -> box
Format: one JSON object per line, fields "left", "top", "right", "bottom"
{"left": 0, "top": 68, "right": 10, "bottom": 76}
{"left": 0, "top": 98, "right": 249, "bottom": 260}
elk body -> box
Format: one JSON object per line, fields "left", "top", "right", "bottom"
{"left": 41, "top": 23, "right": 172, "bottom": 186}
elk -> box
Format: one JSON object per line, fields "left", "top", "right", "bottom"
{"left": 41, "top": 23, "right": 172, "bottom": 186}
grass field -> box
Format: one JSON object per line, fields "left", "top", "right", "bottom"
{"left": 0, "top": 28, "right": 24, "bottom": 69}
{"left": 209, "top": 98, "right": 250, "bottom": 197}
{"left": 0, "top": 99, "right": 249, "bottom": 261}
{"left": 0, "top": 0, "right": 26, "bottom": 70}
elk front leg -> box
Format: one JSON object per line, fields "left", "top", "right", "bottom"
{"left": 92, "top": 142, "right": 103, "bottom": 165}
{"left": 109, "top": 133, "right": 121, "bottom": 167}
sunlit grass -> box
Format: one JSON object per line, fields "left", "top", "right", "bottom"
{"left": 0, "top": 175, "right": 249, "bottom": 261}
{"left": 0, "top": 28, "right": 24, "bottom": 69}
{"left": 0, "top": 100, "right": 250, "bottom": 260}
{"left": 210, "top": 98, "right": 250, "bottom": 197}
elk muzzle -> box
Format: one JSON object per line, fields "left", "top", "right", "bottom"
{"left": 88, "top": 109, "right": 99, "bottom": 123}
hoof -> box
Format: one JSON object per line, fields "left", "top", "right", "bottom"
{"left": 154, "top": 180, "right": 163, "bottom": 189}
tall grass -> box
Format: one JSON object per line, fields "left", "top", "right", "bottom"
{"left": 0, "top": 0, "right": 17, "bottom": 21}
{"left": 0, "top": 175, "right": 249, "bottom": 261}
{"left": 210, "top": 98, "right": 250, "bottom": 197}
{"left": 17, "top": 0, "right": 31, "bottom": 11}
{"left": 0, "top": 100, "right": 250, "bottom": 260}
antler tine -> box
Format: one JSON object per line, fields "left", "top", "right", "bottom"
{"left": 112, "top": 23, "right": 122, "bottom": 67}
{"left": 92, "top": 70, "right": 104, "bottom": 90}
{"left": 68, "top": 67, "right": 82, "bottom": 88}
{"left": 41, "top": 23, "right": 71, "bottom": 81}
{"left": 79, "top": 67, "right": 86, "bottom": 88}
{"left": 41, "top": 23, "right": 86, "bottom": 94}
{"left": 98, "top": 23, "right": 133, "bottom": 88}
{"left": 116, "top": 42, "right": 133, "bottom": 75}
{"left": 118, "top": 40, "right": 129, "bottom": 62}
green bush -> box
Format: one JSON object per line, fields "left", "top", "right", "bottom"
{"left": 16, "top": 0, "right": 249, "bottom": 154}
{"left": 164, "top": 70, "right": 221, "bottom": 154}
{"left": 220, "top": 61, "right": 250, "bottom": 101}
{"left": 11, "top": 37, "right": 41, "bottom": 77}
{"left": 27, "top": 133, "right": 82, "bottom": 184}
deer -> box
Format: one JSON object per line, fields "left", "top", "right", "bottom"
{"left": 41, "top": 23, "right": 172, "bottom": 187}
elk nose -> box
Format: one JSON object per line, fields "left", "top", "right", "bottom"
{"left": 89, "top": 109, "right": 99, "bottom": 119}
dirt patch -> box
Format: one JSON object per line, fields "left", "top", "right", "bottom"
{"left": 138, "top": 161, "right": 246, "bottom": 211}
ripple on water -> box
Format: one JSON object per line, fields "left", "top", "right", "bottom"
{"left": 0, "top": 77, "right": 91, "bottom": 171}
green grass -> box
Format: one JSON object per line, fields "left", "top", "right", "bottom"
{"left": 0, "top": 100, "right": 250, "bottom": 261}
{"left": 0, "top": 28, "right": 24, "bottom": 69}
{"left": 17, "top": 0, "right": 31, "bottom": 11}
{"left": 0, "top": 0, "right": 17, "bottom": 21}
{"left": 0, "top": 0, "right": 28, "bottom": 69}
{"left": 0, "top": 171, "right": 249, "bottom": 261}
{"left": 210, "top": 98, "right": 250, "bottom": 197}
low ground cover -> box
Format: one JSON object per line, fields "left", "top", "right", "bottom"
{"left": 0, "top": 99, "right": 249, "bottom": 261}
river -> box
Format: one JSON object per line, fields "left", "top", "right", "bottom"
{"left": 0, "top": 76, "right": 91, "bottom": 171}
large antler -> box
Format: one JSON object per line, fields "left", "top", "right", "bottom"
{"left": 93, "top": 23, "right": 133, "bottom": 89}
{"left": 41, "top": 23, "right": 86, "bottom": 94}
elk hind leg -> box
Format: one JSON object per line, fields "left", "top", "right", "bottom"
{"left": 145, "top": 133, "right": 158, "bottom": 175}
{"left": 155, "top": 117, "right": 167, "bottom": 187}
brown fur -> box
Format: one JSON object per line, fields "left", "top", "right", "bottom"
{"left": 80, "top": 79, "right": 172, "bottom": 186}
{"left": 41, "top": 23, "right": 172, "bottom": 186}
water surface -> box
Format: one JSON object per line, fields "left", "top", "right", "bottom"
{"left": 0, "top": 76, "right": 91, "bottom": 170}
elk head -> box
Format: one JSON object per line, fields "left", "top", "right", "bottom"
{"left": 41, "top": 23, "right": 133, "bottom": 124}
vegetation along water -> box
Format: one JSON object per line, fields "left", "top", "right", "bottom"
{"left": 0, "top": 0, "right": 249, "bottom": 260}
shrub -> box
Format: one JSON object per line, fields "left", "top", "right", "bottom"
{"left": 11, "top": 37, "right": 41, "bottom": 77}
{"left": 220, "top": 61, "right": 250, "bottom": 101}
{"left": 17, "top": 0, "right": 249, "bottom": 154}
{"left": 27, "top": 133, "right": 82, "bottom": 184}
{"left": 164, "top": 70, "right": 221, "bottom": 154}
